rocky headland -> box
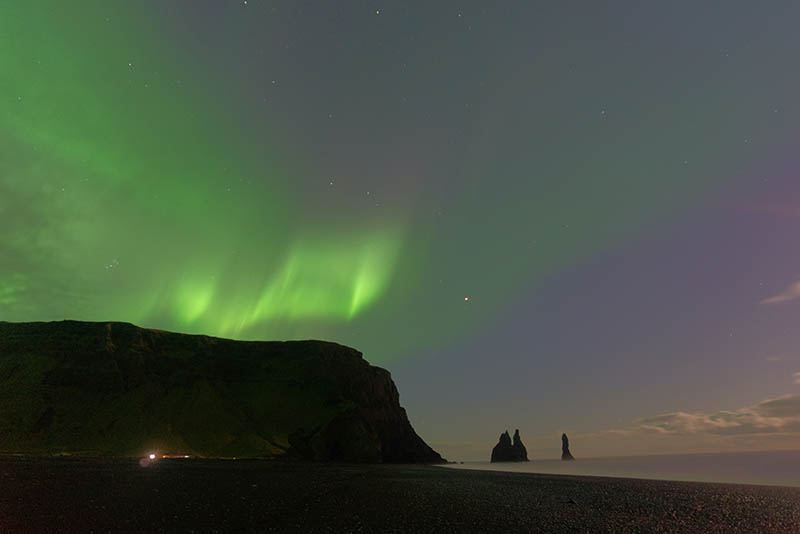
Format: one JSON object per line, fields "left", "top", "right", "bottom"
{"left": 0, "top": 320, "right": 444, "bottom": 463}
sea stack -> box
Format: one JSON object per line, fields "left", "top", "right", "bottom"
{"left": 561, "top": 433, "right": 575, "bottom": 461}
{"left": 490, "top": 428, "right": 529, "bottom": 462}
{"left": 512, "top": 429, "right": 528, "bottom": 460}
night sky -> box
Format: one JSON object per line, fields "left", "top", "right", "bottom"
{"left": 3, "top": 1, "right": 800, "bottom": 460}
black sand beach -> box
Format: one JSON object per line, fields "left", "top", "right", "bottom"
{"left": 2, "top": 457, "right": 799, "bottom": 533}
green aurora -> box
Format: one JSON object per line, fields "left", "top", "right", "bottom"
{"left": 1, "top": 2, "right": 768, "bottom": 365}
{"left": 1, "top": 3, "right": 403, "bottom": 340}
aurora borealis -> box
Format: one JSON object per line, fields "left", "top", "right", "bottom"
{"left": 4, "top": 2, "right": 800, "bottom": 459}
{"left": 2, "top": 2, "right": 403, "bottom": 337}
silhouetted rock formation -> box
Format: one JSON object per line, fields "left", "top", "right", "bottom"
{"left": 491, "top": 431, "right": 512, "bottom": 461}
{"left": 490, "top": 428, "right": 529, "bottom": 462}
{"left": 0, "top": 320, "right": 445, "bottom": 463}
{"left": 512, "top": 429, "right": 528, "bottom": 460}
{"left": 561, "top": 433, "right": 575, "bottom": 461}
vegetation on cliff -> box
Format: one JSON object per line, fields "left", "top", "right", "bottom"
{"left": 0, "top": 321, "right": 444, "bottom": 463}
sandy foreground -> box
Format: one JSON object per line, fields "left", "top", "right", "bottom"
{"left": 2, "top": 456, "right": 799, "bottom": 533}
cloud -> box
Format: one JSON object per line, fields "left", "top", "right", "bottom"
{"left": 795, "top": 372, "right": 800, "bottom": 385}
{"left": 633, "top": 394, "right": 800, "bottom": 436}
{"left": 756, "top": 394, "right": 800, "bottom": 418}
{"left": 760, "top": 281, "right": 800, "bottom": 305}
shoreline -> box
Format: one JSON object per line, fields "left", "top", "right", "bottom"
{"left": 2, "top": 456, "right": 799, "bottom": 532}
{"left": 438, "top": 462, "right": 800, "bottom": 490}
{"left": 438, "top": 450, "right": 800, "bottom": 489}
{"left": 3, "top": 451, "right": 798, "bottom": 488}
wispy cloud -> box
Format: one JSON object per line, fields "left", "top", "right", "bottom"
{"left": 761, "top": 281, "right": 800, "bottom": 305}
{"left": 794, "top": 372, "right": 800, "bottom": 385}
{"left": 633, "top": 394, "right": 800, "bottom": 436}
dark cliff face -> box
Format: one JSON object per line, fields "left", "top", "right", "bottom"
{"left": 0, "top": 321, "right": 445, "bottom": 463}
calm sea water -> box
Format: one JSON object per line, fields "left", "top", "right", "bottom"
{"left": 443, "top": 450, "right": 800, "bottom": 487}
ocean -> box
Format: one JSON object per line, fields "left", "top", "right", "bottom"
{"left": 442, "top": 450, "right": 800, "bottom": 487}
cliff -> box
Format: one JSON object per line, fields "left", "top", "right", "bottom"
{"left": 0, "top": 321, "right": 444, "bottom": 463}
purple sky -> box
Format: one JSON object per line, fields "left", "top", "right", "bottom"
{"left": 396, "top": 166, "right": 800, "bottom": 459}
